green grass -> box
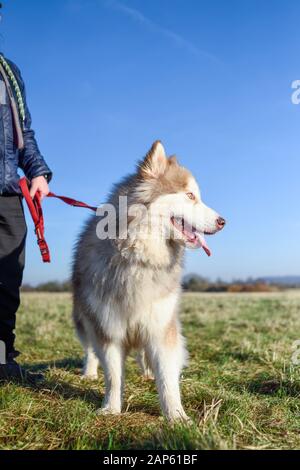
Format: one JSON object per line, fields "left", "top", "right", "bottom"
{"left": 1, "top": 291, "right": 300, "bottom": 450}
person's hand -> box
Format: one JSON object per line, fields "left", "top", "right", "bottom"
{"left": 29, "top": 176, "right": 50, "bottom": 201}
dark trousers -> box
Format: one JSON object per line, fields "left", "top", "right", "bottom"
{"left": 0, "top": 195, "right": 27, "bottom": 355}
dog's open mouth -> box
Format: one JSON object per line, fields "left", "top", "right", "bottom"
{"left": 171, "top": 217, "right": 211, "bottom": 256}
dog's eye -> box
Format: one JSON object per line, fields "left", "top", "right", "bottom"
{"left": 186, "top": 192, "right": 195, "bottom": 201}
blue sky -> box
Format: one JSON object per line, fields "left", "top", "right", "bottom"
{"left": 1, "top": 0, "right": 299, "bottom": 284}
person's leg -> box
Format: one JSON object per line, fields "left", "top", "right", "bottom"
{"left": 0, "top": 195, "right": 27, "bottom": 359}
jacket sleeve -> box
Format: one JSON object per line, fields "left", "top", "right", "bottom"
{"left": 9, "top": 60, "right": 53, "bottom": 182}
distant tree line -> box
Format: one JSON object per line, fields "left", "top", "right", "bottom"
{"left": 22, "top": 281, "right": 71, "bottom": 293}
{"left": 182, "top": 274, "right": 300, "bottom": 293}
{"left": 21, "top": 275, "right": 300, "bottom": 293}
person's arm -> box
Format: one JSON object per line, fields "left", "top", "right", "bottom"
{"left": 9, "top": 60, "right": 52, "bottom": 199}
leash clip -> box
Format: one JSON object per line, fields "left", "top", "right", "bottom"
{"left": 37, "top": 238, "right": 51, "bottom": 263}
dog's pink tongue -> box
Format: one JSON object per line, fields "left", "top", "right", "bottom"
{"left": 196, "top": 233, "right": 211, "bottom": 257}
{"left": 202, "top": 244, "right": 211, "bottom": 257}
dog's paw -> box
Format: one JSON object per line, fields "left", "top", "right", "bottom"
{"left": 168, "top": 411, "right": 193, "bottom": 425}
{"left": 142, "top": 370, "right": 155, "bottom": 381}
{"left": 178, "top": 415, "right": 193, "bottom": 426}
{"left": 81, "top": 373, "right": 98, "bottom": 381}
{"left": 96, "top": 406, "right": 121, "bottom": 416}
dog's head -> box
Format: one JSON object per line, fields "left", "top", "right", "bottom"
{"left": 133, "top": 141, "right": 226, "bottom": 256}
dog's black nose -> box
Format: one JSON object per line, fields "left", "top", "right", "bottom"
{"left": 216, "top": 217, "right": 226, "bottom": 230}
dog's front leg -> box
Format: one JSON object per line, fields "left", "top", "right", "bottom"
{"left": 146, "top": 332, "right": 189, "bottom": 422}
{"left": 95, "top": 341, "right": 125, "bottom": 415}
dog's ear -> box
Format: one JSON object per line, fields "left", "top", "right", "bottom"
{"left": 139, "top": 141, "right": 167, "bottom": 179}
{"left": 169, "top": 156, "right": 178, "bottom": 166}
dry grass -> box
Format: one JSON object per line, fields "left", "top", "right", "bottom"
{"left": 0, "top": 291, "right": 300, "bottom": 450}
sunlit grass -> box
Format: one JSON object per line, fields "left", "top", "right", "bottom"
{"left": 0, "top": 291, "right": 300, "bottom": 450}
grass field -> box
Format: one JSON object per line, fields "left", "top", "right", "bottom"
{"left": 1, "top": 291, "right": 300, "bottom": 450}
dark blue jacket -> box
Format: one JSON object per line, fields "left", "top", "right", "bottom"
{"left": 0, "top": 57, "right": 52, "bottom": 195}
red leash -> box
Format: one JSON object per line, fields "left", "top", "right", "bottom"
{"left": 19, "top": 177, "right": 97, "bottom": 263}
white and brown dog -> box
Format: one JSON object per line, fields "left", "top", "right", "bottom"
{"left": 72, "top": 141, "right": 225, "bottom": 422}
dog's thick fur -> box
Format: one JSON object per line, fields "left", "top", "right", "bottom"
{"left": 72, "top": 142, "right": 224, "bottom": 421}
